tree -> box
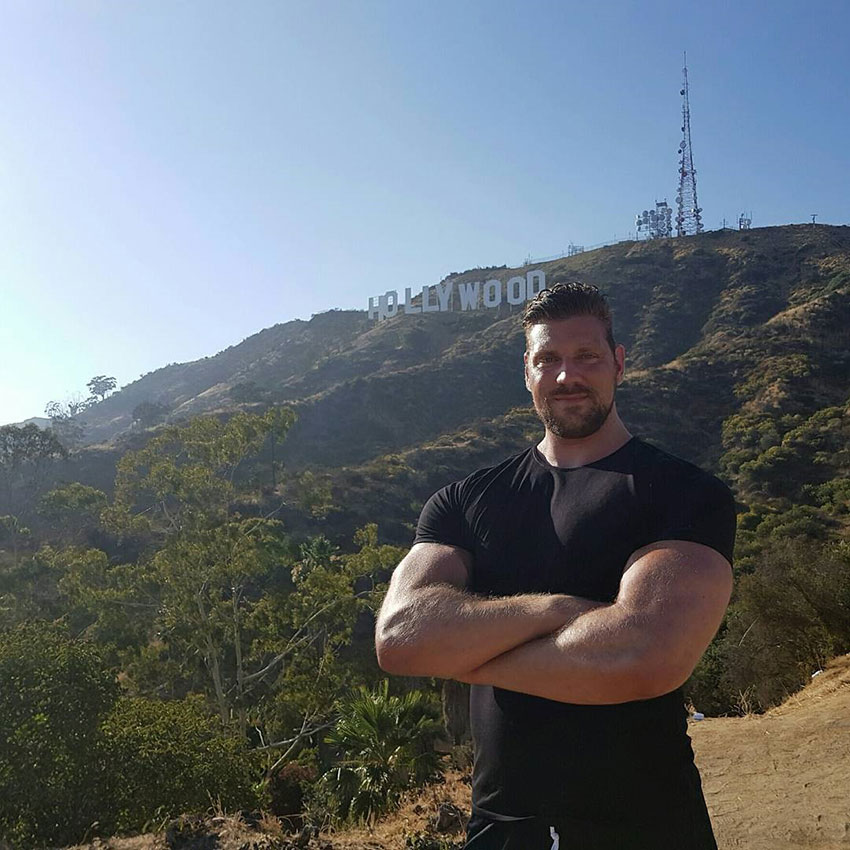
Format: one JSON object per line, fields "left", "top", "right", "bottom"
{"left": 285, "top": 469, "right": 334, "bottom": 518}
{"left": 0, "top": 516, "right": 31, "bottom": 565}
{"left": 0, "top": 423, "right": 66, "bottom": 468}
{"left": 38, "top": 483, "right": 108, "bottom": 540}
{"left": 100, "top": 696, "right": 261, "bottom": 832}
{"left": 97, "top": 410, "right": 358, "bottom": 738}
{"left": 0, "top": 423, "right": 66, "bottom": 514}
{"left": 45, "top": 396, "right": 89, "bottom": 418}
{"left": 136, "top": 520, "right": 397, "bottom": 748}
{"left": 87, "top": 375, "right": 117, "bottom": 402}
{"left": 688, "top": 537, "right": 850, "bottom": 715}
{"left": 148, "top": 517, "right": 290, "bottom": 729}
{"left": 35, "top": 544, "right": 153, "bottom": 654}
{"left": 105, "top": 408, "right": 297, "bottom": 537}
{"left": 0, "top": 622, "right": 261, "bottom": 845}
{"left": 254, "top": 526, "right": 404, "bottom": 775}
{"left": 131, "top": 400, "right": 169, "bottom": 428}
{"left": 45, "top": 398, "right": 88, "bottom": 449}
{"left": 0, "top": 621, "right": 118, "bottom": 847}
{"left": 0, "top": 543, "right": 77, "bottom": 629}
{"left": 79, "top": 410, "right": 402, "bottom": 787}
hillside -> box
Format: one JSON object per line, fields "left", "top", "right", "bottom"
{"left": 283, "top": 225, "right": 850, "bottom": 547}
{"left": 72, "top": 224, "right": 848, "bottom": 465}
{"left": 12, "top": 223, "right": 842, "bottom": 556}
{"left": 692, "top": 653, "right": 850, "bottom": 849}
{"left": 61, "top": 654, "right": 850, "bottom": 850}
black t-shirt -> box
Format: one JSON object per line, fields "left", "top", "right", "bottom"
{"left": 414, "top": 437, "right": 736, "bottom": 827}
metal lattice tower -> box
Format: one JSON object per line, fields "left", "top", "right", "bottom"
{"left": 675, "top": 54, "right": 703, "bottom": 237}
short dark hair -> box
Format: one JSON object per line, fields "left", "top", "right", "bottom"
{"left": 522, "top": 282, "right": 615, "bottom": 352}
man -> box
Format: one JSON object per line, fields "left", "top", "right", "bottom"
{"left": 375, "top": 283, "right": 736, "bottom": 849}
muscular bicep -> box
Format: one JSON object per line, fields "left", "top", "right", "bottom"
{"left": 616, "top": 540, "right": 733, "bottom": 692}
{"left": 378, "top": 543, "right": 472, "bottom": 632}
{"left": 385, "top": 542, "right": 472, "bottom": 599}
{"left": 375, "top": 543, "right": 475, "bottom": 675}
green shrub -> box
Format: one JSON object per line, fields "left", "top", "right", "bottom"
{"left": 723, "top": 537, "right": 850, "bottom": 709}
{"left": 688, "top": 537, "right": 850, "bottom": 714}
{"left": 101, "top": 695, "right": 262, "bottom": 831}
{"left": 316, "top": 680, "right": 444, "bottom": 824}
{"left": 0, "top": 621, "right": 118, "bottom": 847}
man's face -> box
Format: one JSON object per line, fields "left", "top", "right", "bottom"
{"left": 524, "top": 316, "right": 625, "bottom": 439}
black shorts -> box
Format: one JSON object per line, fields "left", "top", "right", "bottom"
{"left": 464, "top": 808, "right": 718, "bottom": 850}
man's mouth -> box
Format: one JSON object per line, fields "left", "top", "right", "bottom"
{"left": 550, "top": 391, "right": 591, "bottom": 400}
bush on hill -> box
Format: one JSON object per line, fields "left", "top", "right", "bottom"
{"left": 312, "top": 680, "right": 444, "bottom": 825}
{"left": 0, "top": 621, "right": 117, "bottom": 847}
{"left": 0, "top": 622, "right": 265, "bottom": 847}
{"left": 687, "top": 537, "right": 850, "bottom": 714}
{"left": 100, "top": 695, "right": 262, "bottom": 832}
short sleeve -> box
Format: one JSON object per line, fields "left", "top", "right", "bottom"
{"left": 650, "top": 469, "right": 737, "bottom": 565}
{"left": 413, "top": 482, "right": 473, "bottom": 552}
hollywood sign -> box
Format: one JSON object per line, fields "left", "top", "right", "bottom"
{"left": 367, "top": 270, "right": 547, "bottom": 320}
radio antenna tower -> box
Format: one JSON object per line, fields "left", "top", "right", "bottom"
{"left": 676, "top": 53, "right": 703, "bottom": 237}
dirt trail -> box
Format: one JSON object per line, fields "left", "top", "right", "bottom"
{"left": 691, "top": 654, "right": 850, "bottom": 849}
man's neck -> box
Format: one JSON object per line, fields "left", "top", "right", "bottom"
{"left": 536, "top": 410, "right": 632, "bottom": 469}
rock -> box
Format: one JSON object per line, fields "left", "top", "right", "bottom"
{"left": 433, "top": 802, "right": 464, "bottom": 834}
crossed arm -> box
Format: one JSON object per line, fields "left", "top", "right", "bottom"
{"left": 374, "top": 540, "right": 732, "bottom": 705}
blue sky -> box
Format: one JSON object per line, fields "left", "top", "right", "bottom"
{"left": 1, "top": 0, "right": 848, "bottom": 425}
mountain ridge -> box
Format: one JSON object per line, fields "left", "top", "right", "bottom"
{"left": 20, "top": 223, "right": 849, "bottom": 551}
{"left": 71, "top": 224, "right": 850, "bottom": 457}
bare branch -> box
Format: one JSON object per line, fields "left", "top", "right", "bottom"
{"left": 258, "top": 721, "right": 333, "bottom": 752}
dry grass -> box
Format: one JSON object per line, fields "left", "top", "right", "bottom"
{"left": 321, "top": 772, "right": 470, "bottom": 850}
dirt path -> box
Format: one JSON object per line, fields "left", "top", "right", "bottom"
{"left": 691, "top": 654, "right": 850, "bottom": 849}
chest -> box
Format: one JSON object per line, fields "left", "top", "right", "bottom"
{"left": 467, "top": 468, "right": 648, "bottom": 602}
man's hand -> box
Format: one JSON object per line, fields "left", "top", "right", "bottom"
{"left": 375, "top": 542, "right": 600, "bottom": 679}
{"left": 463, "top": 540, "right": 733, "bottom": 704}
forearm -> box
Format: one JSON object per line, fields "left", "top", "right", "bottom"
{"left": 462, "top": 604, "right": 668, "bottom": 704}
{"left": 376, "top": 584, "right": 600, "bottom": 678}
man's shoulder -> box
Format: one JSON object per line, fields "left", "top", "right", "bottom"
{"left": 632, "top": 437, "right": 730, "bottom": 492}
{"left": 420, "top": 447, "right": 538, "bottom": 517}
{"left": 438, "top": 447, "right": 538, "bottom": 497}
{"left": 631, "top": 438, "right": 737, "bottom": 562}
{"left": 414, "top": 448, "right": 538, "bottom": 548}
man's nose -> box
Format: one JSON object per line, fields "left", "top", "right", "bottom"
{"left": 555, "top": 361, "right": 580, "bottom": 383}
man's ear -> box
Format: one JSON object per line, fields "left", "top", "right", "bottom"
{"left": 615, "top": 344, "right": 626, "bottom": 384}
{"left": 523, "top": 351, "right": 531, "bottom": 392}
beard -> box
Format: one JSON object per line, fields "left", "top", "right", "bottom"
{"left": 536, "top": 387, "right": 614, "bottom": 439}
